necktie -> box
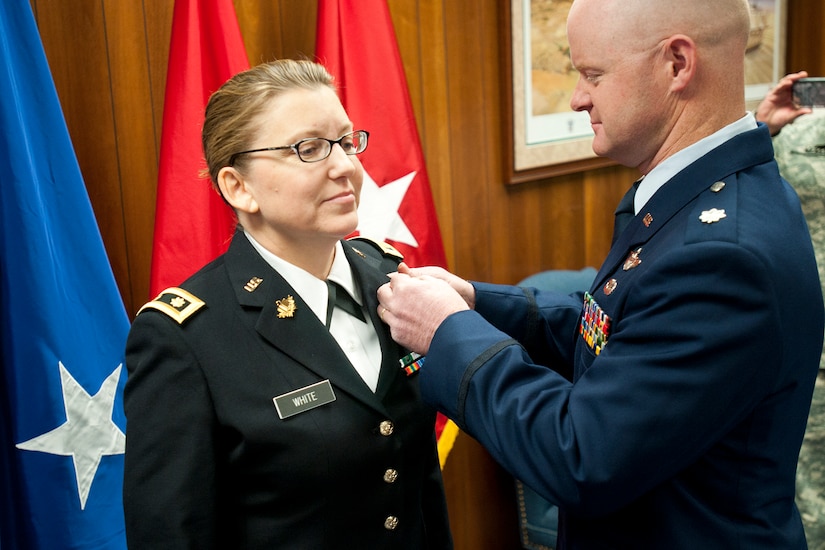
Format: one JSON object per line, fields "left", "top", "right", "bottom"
{"left": 612, "top": 180, "right": 640, "bottom": 245}
{"left": 325, "top": 281, "right": 366, "bottom": 328}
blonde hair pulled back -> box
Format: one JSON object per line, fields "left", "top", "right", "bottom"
{"left": 201, "top": 59, "right": 335, "bottom": 185}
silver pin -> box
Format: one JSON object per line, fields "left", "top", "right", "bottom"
{"left": 699, "top": 208, "right": 727, "bottom": 224}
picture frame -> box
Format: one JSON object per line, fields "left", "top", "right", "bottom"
{"left": 503, "top": 0, "right": 613, "bottom": 184}
{"left": 744, "top": 0, "right": 787, "bottom": 109}
{"left": 503, "top": 0, "right": 787, "bottom": 185}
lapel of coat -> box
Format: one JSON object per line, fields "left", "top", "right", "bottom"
{"left": 341, "top": 242, "right": 407, "bottom": 401}
{"left": 593, "top": 125, "right": 775, "bottom": 292}
{"left": 223, "top": 233, "right": 385, "bottom": 412}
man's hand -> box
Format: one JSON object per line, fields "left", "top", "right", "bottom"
{"left": 754, "top": 70, "right": 812, "bottom": 136}
{"left": 377, "top": 265, "right": 471, "bottom": 354}
{"left": 397, "top": 263, "right": 476, "bottom": 309}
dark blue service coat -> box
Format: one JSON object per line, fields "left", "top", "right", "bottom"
{"left": 421, "top": 125, "right": 823, "bottom": 549}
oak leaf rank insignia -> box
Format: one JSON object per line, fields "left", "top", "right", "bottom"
{"left": 137, "top": 287, "right": 205, "bottom": 325}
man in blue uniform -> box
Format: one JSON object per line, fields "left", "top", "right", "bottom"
{"left": 376, "top": 0, "right": 823, "bottom": 547}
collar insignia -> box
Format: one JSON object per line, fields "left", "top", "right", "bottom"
{"left": 244, "top": 276, "right": 263, "bottom": 292}
{"left": 276, "top": 295, "right": 296, "bottom": 318}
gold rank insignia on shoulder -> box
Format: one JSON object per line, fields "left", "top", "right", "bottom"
{"left": 376, "top": 240, "right": 403, "bottom": 259}
{"left": 137, "top": 287, "right": 205, "bottom": 325}
{"left": 699, "top": 208, "right": 727, "bottom": 224}
{"left": 276, "top": 295, "right": 296, "bottom": 318}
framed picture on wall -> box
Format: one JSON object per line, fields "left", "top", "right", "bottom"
{"left": 744, "top": 0, "right": 787, "bottom": 108}
{"left": 504, "top": 0, "right": 787, "bottom": 185}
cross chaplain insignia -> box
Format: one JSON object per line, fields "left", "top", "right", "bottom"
{"left": 580, "top": 292, "right": 611, "bottom": 356}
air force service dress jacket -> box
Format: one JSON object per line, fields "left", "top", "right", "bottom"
{"left": 419, "top": 124, "right": 824, "bottom": 549}
{"left": 123, "top": 231, "right": 452, "bottom": 549}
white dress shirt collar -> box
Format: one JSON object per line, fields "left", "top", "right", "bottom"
{"left": 633, "top": 113, "right": 758, "bottom": 213}
{"left": 243, "top": 232, "right": 360, "bottom": 323}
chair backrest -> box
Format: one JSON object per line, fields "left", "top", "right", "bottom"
{"left": 517, "top": 267, "right": 597, "bottom": 294}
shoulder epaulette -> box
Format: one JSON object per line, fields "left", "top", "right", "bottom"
{"left": 136, "top": 287, "right": 205, "bottom": 325}
{"left": 348, "top": 236, "right": 404, "bottom": 260}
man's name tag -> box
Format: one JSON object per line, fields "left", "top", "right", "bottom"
{"left": 273, "top": 380, "right": 336, "bottom": 420}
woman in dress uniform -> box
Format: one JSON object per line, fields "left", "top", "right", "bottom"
{"left": 122, "top": 59, "right": 452, "bottom": 550}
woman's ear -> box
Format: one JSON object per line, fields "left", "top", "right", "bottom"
{"left": 217, "top": 166, "right": 259, "bottom": 214}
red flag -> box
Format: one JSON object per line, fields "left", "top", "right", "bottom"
{"left": 315, "top": 0, "right": 447, "bottom": 270}
{"left": 149, "top": 0, "right": 249, "bottom": 298}
{"left": 316, "top": 0, "right": 455, "bottom": 465}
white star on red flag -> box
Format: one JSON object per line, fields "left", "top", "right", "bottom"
{"left": 357, "top": 169, "right": 418, "bottom": 246}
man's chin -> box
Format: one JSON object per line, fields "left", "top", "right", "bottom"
{"left": 590, "top": 140, "right": 611, "bottom": 159}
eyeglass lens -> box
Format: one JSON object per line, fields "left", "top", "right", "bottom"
{"left": 296, "top": 131, "right": 367, "bottom": 162}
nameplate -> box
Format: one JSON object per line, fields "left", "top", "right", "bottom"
{"left": 273, "top": 380, "right": 336, "bottom": 420}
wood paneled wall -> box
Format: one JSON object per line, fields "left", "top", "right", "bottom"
{"left": 30, "top": 1, "right": 825, "bottom": 548}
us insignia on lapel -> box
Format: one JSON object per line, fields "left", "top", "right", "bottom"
{"left": 244, "top": 276, "right": 263, "bottom": 292}
{"left": 276, "top": 295, "right": 296, "bottom": 318}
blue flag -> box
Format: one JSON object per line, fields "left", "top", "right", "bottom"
{"left": 0, "top": 0, "right": 129, "bottom": 548}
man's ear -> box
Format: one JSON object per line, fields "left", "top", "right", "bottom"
{"left": 217, "top": 166, "right": 259, "bottom": 214}
{"left": 665, "top": 34, "right": 696, "bottom": 92}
